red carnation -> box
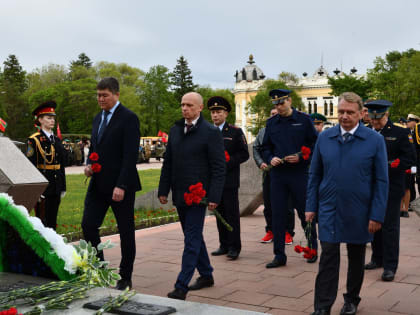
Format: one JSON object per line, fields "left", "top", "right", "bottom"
{"left": 89, "top": 152, "right": 99, "bottom": 161}
{"left": 192, "top": 194, "right": 202, "bottom": 204}
{"left": 390, "top": 158, "right": 400, "bottom": 168}
{"left": 225, "top": 150, "right": 230, "bottom": 162}
{"left": 184, "top": 192, "right": 193, "bottom": 206}
{"left": 294, "top": 245, "right": 303, "bottom": 253}
{"left": 91, "top": 163, "right": 102, "bottom": 173}
{"left": 406, "top": 169, "right": 411, "bottom": 174}
{"left": 301, "top": 146, "right": 311, "bottom": 160}
{"left": 196, "top": 188, "right": 206, "bottom": 198}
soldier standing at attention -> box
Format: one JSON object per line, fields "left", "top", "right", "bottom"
{"left": 262, "top": 89, "right": 318, "bottom": 268}
{"left": 208, "top": 96, "right": 249, "bottom": 261}
{"left": 26, "top": 101, "right": 66, "bottom": 230}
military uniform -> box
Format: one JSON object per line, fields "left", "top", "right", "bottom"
{"left": 364, "top": 100, "right": 416, "bottom": 280}
{"left": 26, "top": 101, "right": 66, "bottom": 230}
{"left": 262, "top": 89, "right": 318, "bottom": 267}
{"left": 208, "top": 96, "right": 249, "bottom": 260}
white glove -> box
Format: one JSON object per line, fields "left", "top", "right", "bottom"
{"left": 61, "top": 191, "right": 66, "bottom": 198}
{"left": 411, "top": 166, "right": 417, "bottom": 174}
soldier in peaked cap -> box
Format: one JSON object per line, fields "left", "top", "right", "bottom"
{"left": 262, "top": 89, "right": 318, "bottom": 268}
{"left": 364, "top": 100, "right": 416, "bottom": 282}
{"left": 207, "top": 96, "right": 249, "bottom": 262}
{"left": 310, "top": 113, "right": 327, "bottom": 133}
{"left": 26, "top": 101, "right": 66, "bottom": 230}
{"left": 405, "top": 113, "right": 420, "bottom": 213}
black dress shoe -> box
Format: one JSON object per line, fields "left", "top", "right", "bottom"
{"left": 401, "top": 211, "right": 409, "bottom": 218}
{"left": 311, "top": 309, "right": 331, "bottom": 315}
{"left": 266, "top": 258, "right": 286, "bottom": 268}
{"left": 382, "top": 270, "right": 395, "bottom": 281}
{"left": 115, "top": 278, "right": 132, "bottom": 290}
{"left": 227, "top": 249, "right": 239, "bottom": 260}
{"left": 307, "top": 255, "right": 318, "bottom": 263}
{"left": 167, "top": 288, "right": 187, "bottom": 300}
{"left": 188, "top": 276, "right": 214, "bottom": 290}
{"left": 364, "top": 261, "right": 382, "bottom": 270}
{"left": 340, "top": 302, "right": 357, "bottom": 315}
{"left": 211, "top": 247, "right": 228, "bottom": 256}
{"left": 408, "top": 207, "right": 413, "bottom": 212}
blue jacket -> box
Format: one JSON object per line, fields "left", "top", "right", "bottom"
{"left": 306, "top": 124, "right": 389, "bottom": 244}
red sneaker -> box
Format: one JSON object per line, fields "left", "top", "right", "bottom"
{"left": 285, "top": 232, "right": 293, "bottom": 245}
{"left": 261, "top": 230, "right": 273, "bottom": 243}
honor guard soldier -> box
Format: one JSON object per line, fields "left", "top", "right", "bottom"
{"left": 262, "top": 89, "right": 318, "bottom": 268}
{"left": 26, "top": 101, "right": 66, "bottom": 230}
{"left": 310, "top": 113, "right": 327, "bottom": 133}
{"left": 364, "top": 100, "right": 416, "bottom": 281}
{"left": 208, "top": 96, "right": 249, "bottom": 260}
{"left": 407, "top": 114, "right": 420, "bottom": 200}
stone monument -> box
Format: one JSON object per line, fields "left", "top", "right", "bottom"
{"left": 0, "top": 136, "right": 48, "bottom": 210}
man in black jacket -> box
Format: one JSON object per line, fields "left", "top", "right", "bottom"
{"left": 364, "top": 100, "right": 415, "bottom": 283}
{"left": 208, "top": 96, "right": 249, "bottom": 260}
{"left": 82, "top": 77, "right": 141, "bottom": 290}
{"left": 158, "top": 92, "right": 226, "bottom": 300}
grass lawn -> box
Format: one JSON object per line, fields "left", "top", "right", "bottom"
{"left": 51, "top": 168, "right": 177, "bottom": 240}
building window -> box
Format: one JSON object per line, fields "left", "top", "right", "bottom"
{"left": 313, "top": 101, "right": 317, "bottom": 113}
{"left": 308, "top": 102, "right": 312, "bottom": 114}
{"left": 324, "top": 101, "right": 328, "bottom": 116}
{"left": 329, "top": 101, "right": 334, "bottom": 116}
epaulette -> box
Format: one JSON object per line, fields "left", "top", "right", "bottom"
{"left": 29, "top": 132, "right": 41, "bottom": 139}
{"left": 393, "top": 122, "right": 407, "bottom": 128}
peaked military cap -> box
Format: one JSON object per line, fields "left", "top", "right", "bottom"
{"left": 32, "top": 100, "right": 57, "bottom": 118}
{"left": 407, "top": 113, "right": 420, "bottom": 122}
{"left": 207, "top": 96, "right": 231, "bottom": 112}
{"left": 364, "top": 100, "right": 392, "bottom": 119}
{"left": 269, "top": 89, "right": 291, "bottom": 105}
{"left": 310, "top": 113, "right": 327, "bottom": 123}
{"left": 399, "top": 117, "right": 407, "bottom": 123}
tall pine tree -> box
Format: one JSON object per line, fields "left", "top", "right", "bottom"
{"left": 170, "top": 56, "right": 197, "bottom": 102}
{"left": 0, "top": 54, "right": 32, "bottom": 140}
{"left": 70, "top": 53, "right": 93, "bottom": 69}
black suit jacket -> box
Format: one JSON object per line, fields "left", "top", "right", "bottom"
{"left": 158, "top": 114, "right": 226, "bottom": 206}
{"left": 381, "top": 120, "right": 415, "bottom": 197}
{"left": 221, "top": 122, "right": 249, "bottom": 189}
{"left": 88, "top": 103, "right": 141, "bottom": 194}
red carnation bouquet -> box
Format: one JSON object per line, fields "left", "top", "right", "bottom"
{"left": 84, "top": 152, "right": 102, "bottom": 184}
{"left": 0, "top": 308, "right": 22, "bottom": 315}
{"left": 184, "top": 182, "right": 233, "bottom": 232}
{"left": 294, "top": 221, "right": 317, "bottom": 260}
{"left": 405, "top": 169, "right": 411, "bottom": 174}
{"left": 264, "top": 146, "right": 311, "bottom": 172}
{"left": 389, "top": 158, "right": 400, "bottom": 168}
{"left": 225, "top": 151, "right": 230, "bottom": 162}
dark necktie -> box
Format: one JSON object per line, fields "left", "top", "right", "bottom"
{"left": 98, "top": 111, "right": 111, "bottom": 142}
{"left": 49, "top": 135, "right": 54, "bottom": 144}
{"left": 343, "top": 132, "right": 351, "bottom": 142}
{"left": 185, "top": 124, "right": 193, "bottom": 133}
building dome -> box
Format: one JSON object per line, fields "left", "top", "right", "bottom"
{"left": 235, "top": 55, "right": 266, "bottom": 82}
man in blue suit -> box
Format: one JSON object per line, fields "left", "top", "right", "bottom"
{"left": 158, "top": 92, "right": 226, "bottom": 300}
{"left": 82, "top": 77, "right": 141, "bottom": 290}
{"left": 306, "top": 92, "right": 389, "bottom": 315}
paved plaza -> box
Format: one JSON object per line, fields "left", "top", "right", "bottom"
{"left": 101, "top": 207, "right": 420, "bottom": 315}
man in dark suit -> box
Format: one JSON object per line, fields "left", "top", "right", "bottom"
{"left": 208, "top": 96, "right": 249, "bottom": 260}
{"left": 82, "top": 77, "right": 141, "bottom": 290}
{"left": 364, "top": 100, "right": 415, "bottom": 282}
{"left": 158, "top": 92, "right": 226, "bottom": 300}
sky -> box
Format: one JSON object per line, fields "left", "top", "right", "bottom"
{"left": 1, "top": 0, "right": 420, "bottom": 89}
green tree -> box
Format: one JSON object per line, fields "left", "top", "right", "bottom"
{"left": 196, "top": 86, "right": 235, "bottom": 124}
{"left": 140, "top": 65, "right": 177, "bottom": 136}
{"left": 278, "top": 71, "right": 300, "bottom": 86}
{"left": 0, "top": 54, "right": 32, "bottom": 140}
{"left": 246, "top": 79, "right": 303, "bottom": 136}
{"left": 328, "top": 73, "right": 372, "bottom": 100}
{"left": 70, "top": 53, "right": 93, "bottom": 69}
{"left": 368, "top": 49, "right": 420, "bottom": 120}
{"left": 170, "top": 56, "right": 197, "bottom": 102}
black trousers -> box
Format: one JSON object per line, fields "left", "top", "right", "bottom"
{"left": 314, "top": 242, "right": 366, "bottom": 310}
{"left": 82, "top": 188, "right": 136, "bottom": 280}
{"left": 409, "top": 174, "right": 416, "bottom": 202}
{"left": 39, "top": 194, "right": 61, "bottom": 230}
{"left": 263, "top": 172, "right": 295, "bottom": 234}
{"left": 371, "top": 195, "right": 402, "bottom": 272}
{"left": 216, "top": 188, "right": 241, "bottom": 252}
